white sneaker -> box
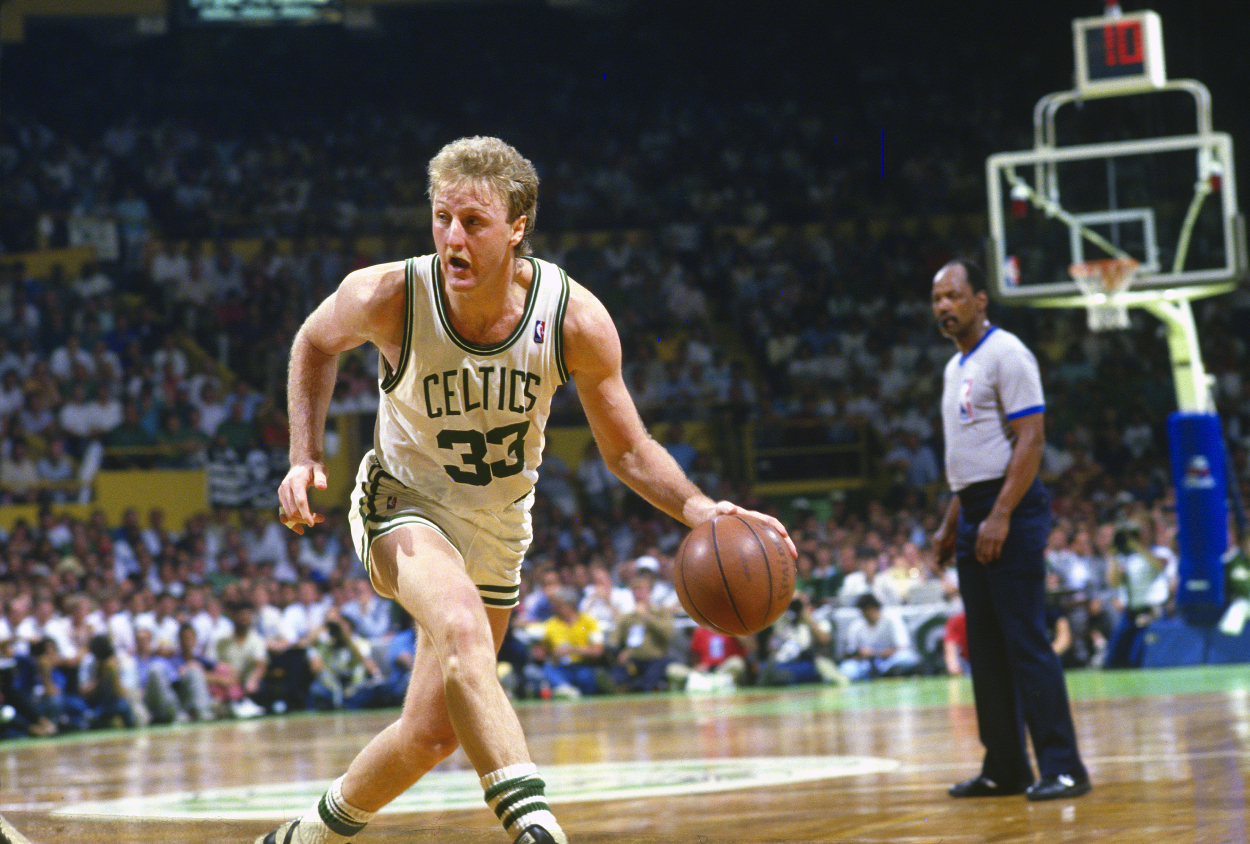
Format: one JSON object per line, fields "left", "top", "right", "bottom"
{"left": 816, "top": 656, "right": 850, "bottom": 687}
{"left": 232, "top": 698, "right": 265, "bottom": 718}
{"left": 552, "top": 684, "right": 581, "bottom": 700}
{"left": 255, "top": 818, "right": 301, "bottom": 844}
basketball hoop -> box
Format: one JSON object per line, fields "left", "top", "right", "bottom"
{"left": 1068, "top": 257, "right": 1139, "bottom": 331}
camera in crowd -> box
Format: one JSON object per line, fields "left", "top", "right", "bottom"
{"left": 1114, "top": 522, "right": 1144, "bottom": 554}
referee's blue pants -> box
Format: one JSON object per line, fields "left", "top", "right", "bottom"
{"left": 955, "top": 478, "right": 1087, "bottom": 786}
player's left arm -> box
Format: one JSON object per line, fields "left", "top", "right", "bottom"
{"left": 563, "top": 280, "right": 795, "bottom": 555}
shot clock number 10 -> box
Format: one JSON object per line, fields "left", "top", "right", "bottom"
{"left": 1073, "top": 9, "right": 1166, "bottom": 98}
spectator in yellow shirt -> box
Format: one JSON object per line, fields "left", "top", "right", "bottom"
{"left": 529, "top": 587, "right": 606, "bottom": 700}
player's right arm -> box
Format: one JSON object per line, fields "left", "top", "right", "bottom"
{"left": 563, "top": 279, "right": 795, "bottom": 555}
{"left": 279, "top": 261, "right": 406, "bottom": 533}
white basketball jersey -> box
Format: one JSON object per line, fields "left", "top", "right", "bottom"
{"left": 373, "top": 254, "right": 570, "bottom": 512}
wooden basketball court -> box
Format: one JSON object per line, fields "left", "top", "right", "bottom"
{"left": 1, "top": 665, "right": 1245, "bottom": 843}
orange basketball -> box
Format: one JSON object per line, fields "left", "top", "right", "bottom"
{"left": 673, "top": 513, "right": 796, "bottom": 636}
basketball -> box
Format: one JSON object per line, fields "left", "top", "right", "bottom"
{"left": 673, "top": 513, "right": 796, "bottom": 636}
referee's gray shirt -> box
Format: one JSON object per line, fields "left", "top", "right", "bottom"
{"left": 941, "top": 326, "right": 1045, "bottom": 492}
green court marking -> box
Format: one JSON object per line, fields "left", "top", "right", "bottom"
{"left": 52, "top": 756, "right": 900, "bottom": 821}
{"left": 687, "top": 663, "right": 1250, "bottom": 720}
{"left": 17, "top": 666, "right": 1249, "bottom": 751}
{"left": 1065, "top": 664, "right": 1250, "bottom": 699}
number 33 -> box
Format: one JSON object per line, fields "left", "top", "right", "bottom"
{"left": 436, "top": 422, "right": 530, "bottom": 486}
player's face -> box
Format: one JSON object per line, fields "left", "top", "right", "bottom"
{"left": 432, "top": 181, "right": 527, "bottom": 292}
{"left": 931, "top": 264, "right": 987, "bottom": 343}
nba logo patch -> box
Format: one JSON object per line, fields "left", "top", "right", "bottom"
{"left": 958, "top": 376, "right": 975, "bottom": 422}
{"left": 386, "top": 496, "right": 398, "bottom": 510}
{"left": 533, "top": 319, "right": 546, "bottom": 343}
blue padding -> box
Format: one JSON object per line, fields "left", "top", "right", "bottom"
{"left": 1206, "top": 623, "right": 1250, "bottom": 664}
{"left": 1138, "top": 619, "right": 1209, "bottom": 668}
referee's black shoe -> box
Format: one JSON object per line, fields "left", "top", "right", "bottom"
{"left": 948, "top": 774, "right": 1030, "bottom": 798}
{"left": 1026, "top": 773, "right": 1092, "bottom": 801}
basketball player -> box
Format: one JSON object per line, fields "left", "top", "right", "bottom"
{"left": 930, "top": 259, "right": 1091, "bottom": 802}
{"left": 264, "top": 136, "right": 793, "bottom": 844}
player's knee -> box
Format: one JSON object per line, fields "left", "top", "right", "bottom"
{"left": 421, "top": 723, "right": 461, "bottom": 761}
{"left": 398, "top": 713, "right": 460, "bottom": 763}
{"left": 435, "top": 608, "right": 496, "bottom": 682}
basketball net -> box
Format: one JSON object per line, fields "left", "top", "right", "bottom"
{"left": 1068, "top": 257, "right": 1139, "bottom": 331}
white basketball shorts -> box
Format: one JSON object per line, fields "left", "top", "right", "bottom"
{"left": 347, "top": 450, "right": 533, "bottom": 609}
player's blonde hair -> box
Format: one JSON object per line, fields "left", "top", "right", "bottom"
{"left": 427, "top": 136, "right": 539, "bottom": 256}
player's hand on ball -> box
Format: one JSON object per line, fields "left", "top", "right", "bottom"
{"left": 701, "top": 500, "right": 797, "bottom": 558}
{"left": 278, "top": 461, "right": 328, "bottom": 534}
{"left": 675, "top": 511, "right": 797, "bottom": 635}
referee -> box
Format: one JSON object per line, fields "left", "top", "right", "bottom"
{"left": 930, "top": 259, "right": 1091, "bottom": 801}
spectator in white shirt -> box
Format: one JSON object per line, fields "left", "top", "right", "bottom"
{"left": 36, "top": 437, "right": 78, "bottom": 502}
{"left": 249, "top": 582, "right": 291, "bottom": 652}
{"left": 282, "top": 580, "right": 331, "bottom": 649}
{"left": 10, "top": 338, "right": 38, "bottom": 380}
{"left": 172, "top": 242, "right": 214, "bottom": 317}
{"left": 69, "top": 260, "right": 114, "bottom": 302}
{"left": 239, "top": 506, "right": 295, "bottom": 581}
{"left": 49, "top": 333, "right": 95, "bottom": 381}
{"left": 58, "top": 382, "right": 97, "bottom": 443}
{"left": 104, "top": 590, "right": 139, "bottom": 657}
{"left": 578, "top": 562, "right": 634, "bottom": 635}
{"left": 151, "top": 334, "right": 189, "bottom": 381}
{"left": 185, "top": 356, "right": 223, "bottom": 405}
{"left": 337, "top": 577, "right": 395, "bottom": 647}
{"left": 0, "top": 440, "right": 41, "bottom": 504}
{"left": 85, "top": 378, "right": 121, "bottom": 425}
{"left": 148, "top": 239, "right": 193, "bottom": 297}
{"left": 133, "top": 590, "right": 181, "bottom": 656}
{"left": 838, "top": 545, "right": 881, "bottom": 603}
{"left": 192, "top": 591, "right": 234, "bottom": 657}
{"left": 2, "top": 593, "right": 33, "bottom": 657}
{"left": 0, "top": 371, "right": 23, "bottom": 418}
{"left": 18, "top": 390, "right": 56, "bottom": 439}
{"left": 15, "top": 596, "right": 62, "bottom": 653}
{"left": 838, "top": 593, "right": 921, "bottom": 681}
{"left": 193, "top": 382, "right": 230, "bottom": 437}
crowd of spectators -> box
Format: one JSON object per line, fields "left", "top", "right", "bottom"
{"left": 2, "top": 463, "right": 1226, "bottom": 737}
{"left": 0, "top": 5, "right": 1249, "bottom": 738}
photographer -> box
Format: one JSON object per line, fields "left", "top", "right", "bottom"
{"left": 1103, "top": 521, "right": 1166, "bottom": 669}
{"left": 307, "top": 609, "right": 384, "bottom": 711}
{"left": 759, "top": 591, "right": 846, "bottom": 686}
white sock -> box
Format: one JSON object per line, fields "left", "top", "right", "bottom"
{"left": 293, "top": 776, "right": 375, "bottom": 843}
{"left": 481, "top": 763, "right": 567, "bottom": 843}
